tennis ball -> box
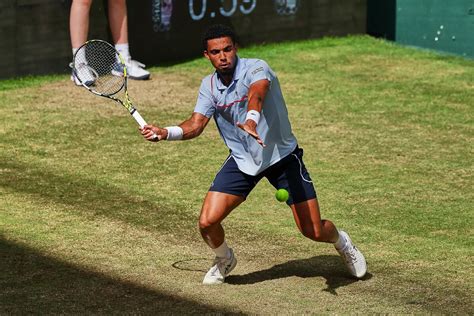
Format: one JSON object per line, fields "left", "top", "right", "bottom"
{"left": 275, "top": 188, "right": 289, "bottom": 202}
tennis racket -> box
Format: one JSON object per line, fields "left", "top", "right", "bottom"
{"left": 72, "top": 39, "right": 156, "bottom": 139}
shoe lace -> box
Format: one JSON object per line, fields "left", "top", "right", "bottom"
{"left": 208, "top": 258, "right": 222, "bottom": 276}
{"left": 209, "top": 264, "right": 221, "bottom": 276}
{"left": 342, "top": 246, "right": 358, "bottom": 264}
{"left": 209, "top": 255, "right": 233, "bottom": 276}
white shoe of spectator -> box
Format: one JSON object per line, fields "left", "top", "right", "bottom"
{"left": 113, "top": 58, "right": 150, "bottom": 80}
{"left": 70, "top": 62, "right": 96, "bottom": 86}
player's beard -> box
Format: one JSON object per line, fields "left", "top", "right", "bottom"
{"left": 217, "top": 64, "right": 235, "bottom": 79}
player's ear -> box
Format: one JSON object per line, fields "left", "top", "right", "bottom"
{"left": 203, "top": 50, "right": 210, "bottom": 60}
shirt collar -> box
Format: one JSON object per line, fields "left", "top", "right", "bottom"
{"left": 215, "top": 56, "right": 242, "bottom": 92}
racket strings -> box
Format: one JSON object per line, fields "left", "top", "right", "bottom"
{"left": 73, "top": 40, "right": 126, "bottom": 96}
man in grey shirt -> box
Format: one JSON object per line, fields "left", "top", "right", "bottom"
{"left": 141, "top": 24, "right": 367, "bottom": 284}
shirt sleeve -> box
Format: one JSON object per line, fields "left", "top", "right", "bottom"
{"left": 193, "top": 77, "right": 215, "bottom": 118}
{"left": 245, "top": 60, "right": 275, "bottom": 87}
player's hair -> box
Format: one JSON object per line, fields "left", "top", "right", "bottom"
{"left": 202, "top": 24, "right": 238, "bottom": 51}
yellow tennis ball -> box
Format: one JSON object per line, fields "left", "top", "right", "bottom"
{"left": 275, "top": 188, "right": 289, "bottom": 202}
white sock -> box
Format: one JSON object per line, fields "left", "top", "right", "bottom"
{"left": 334, "top": 231, "right": 347, "bottom": 250}
{"left": 212, "top": 241, "right": 231, "bottom": 258}
{"left": 72, "top": 47, "right": 86, "bottom": 63}
{"left": 115, "top": 43, "right": 131, "bottom": 60}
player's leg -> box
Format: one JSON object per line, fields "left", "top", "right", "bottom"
{"left": 199, "top": 191, "right": 244, "bottom": 249}
{"left": 199, "top": 193, "right": 244, "bottom": 285}
{"left": 290, "top": 198, "right": 338, "bottom": 243}
{"left": 290, "top": 199, "right": 366, "bottom": 278}
{"left": 267, "top": 147, "right": 367, "bottom": 278}
{"left": 107, "top": 0, "right": 150, "bottom": 80}
{"left": 200, "top": 156, "right": 259, "bottom": 284}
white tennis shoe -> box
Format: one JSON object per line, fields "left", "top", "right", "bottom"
{"left": 113, "top": 58, "right": 150, "bottom": 80}
{"left": 70, "top": 62, "right": 96, "bottom": 86}
{"left": 203, "top": 248, "right": 237, "bottom": 285}
{"left": 336, "top": 231, "right": 367, "bottom": 278}
{"left": 125, "top": 58, "right": 150, "bottom": 80}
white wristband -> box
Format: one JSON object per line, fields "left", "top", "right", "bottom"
{"left": 246, "top": 110, "right": 260, "bottom": 125}
{"left": 165, "top": 126, "right": 183, "bottom": 141}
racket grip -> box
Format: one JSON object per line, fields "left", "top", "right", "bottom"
{"left": 131, "top": 110, "right": 147, "bottom": 128}
{"left": 131, "top": 110, "right": 158, "bottom": 140}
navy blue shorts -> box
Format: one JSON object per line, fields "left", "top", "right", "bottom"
{"left": 209, "top": 147, "right": 317, "bottom": 205}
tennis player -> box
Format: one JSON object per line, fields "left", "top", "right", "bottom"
{"left": 141, "top": 24, "right": 367, "bottom": 284}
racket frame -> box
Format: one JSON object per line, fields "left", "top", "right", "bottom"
{"left": 72, "top": 39, "right": 152, "bottom": 131}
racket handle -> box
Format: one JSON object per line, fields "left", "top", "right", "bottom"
{"left": 131, "top": 110, "right": 158, "bottom": 140}
{"left": 131, "top": 110, "right": 147, "bottom": 127}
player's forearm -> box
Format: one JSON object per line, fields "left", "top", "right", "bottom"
{"left": 178, "top": 113, "right": 209, "bottom": 140}
{"left": 247, "top": 93, "right": 264, "bottom": 112}
{"left": 161, "top": 113, "right": 208, "bottom": 141}
{"left": 180, "top": 119, "right": 204, "bottom": 140}
{"left": 247, "top": 79, "right": 270, "bottom": 114}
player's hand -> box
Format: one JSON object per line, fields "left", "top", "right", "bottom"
{"left": 141, "top": 124, "right": 167, "bottom": 142}
{"left": 236, "top": 120, "right": 266, "bottom": 147}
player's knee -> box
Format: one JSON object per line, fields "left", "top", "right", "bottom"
{"left": 199, "top": 204, "right": 226, "bottom": 232}
{"left": 198, "top": 217, "right": 215, "bottom": 232}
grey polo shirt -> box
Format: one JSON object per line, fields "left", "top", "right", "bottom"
{"left": 194, "top": 57, "right": 297, "bottom": 176}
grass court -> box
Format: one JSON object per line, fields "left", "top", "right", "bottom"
{"left": 1, "top": 35, "right": 473, "bottom": 314}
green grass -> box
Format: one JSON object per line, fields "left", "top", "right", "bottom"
{"left": 1, "top": 35, "right": 473, "bottom": 314}
{"left": 0, "top": 74, "right": 64, "bottom": 92}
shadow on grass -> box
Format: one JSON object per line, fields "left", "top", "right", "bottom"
{"left": 0, "top": 237, "right": 238, "bottom": 314}
{"left": 0, "top": 160, "right": 194, "bottom": 233}
{"left": 226, "top": 255, "right": 372, "bottom": 295}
